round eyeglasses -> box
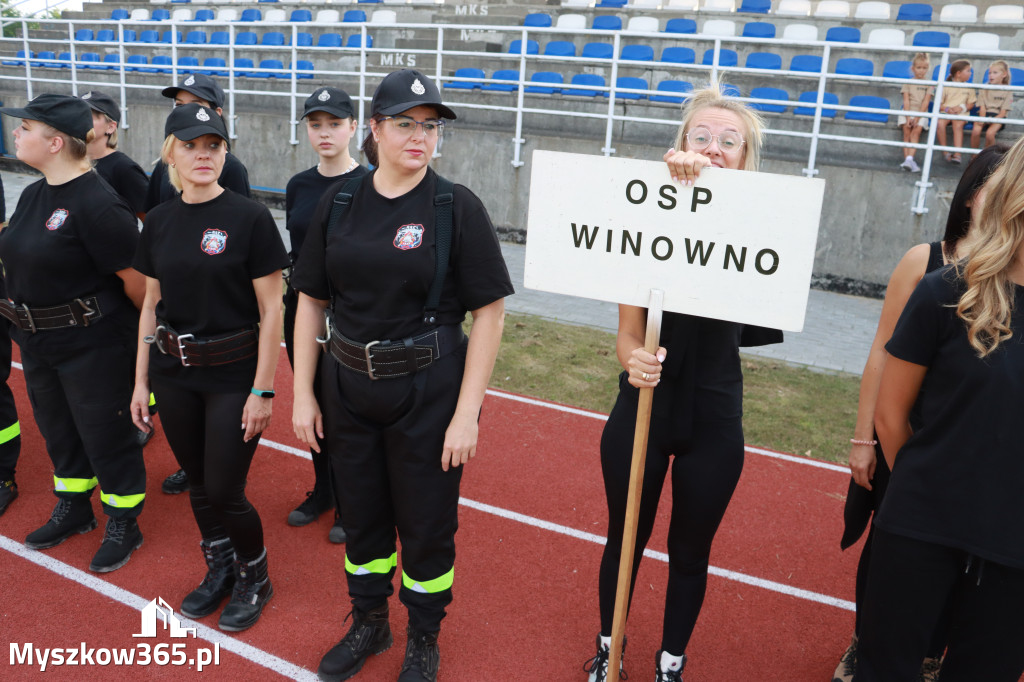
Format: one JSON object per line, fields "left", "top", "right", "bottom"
{"left": 685, "top": 126, "right": 745, "bottom": 153}
{"left": 382, "top": 115, "right": 445, "bottom": 138}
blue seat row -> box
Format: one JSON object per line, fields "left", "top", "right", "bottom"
{"left": 10, "top": 50, "right": 315, "bottom": 78}
{"left": 68, "top": 29, "right": 372, "bottom": 48}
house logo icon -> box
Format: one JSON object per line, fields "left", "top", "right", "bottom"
{"left": 133, "top": 597, "right": 197, "bottom": 639}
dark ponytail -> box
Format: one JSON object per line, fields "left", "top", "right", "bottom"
{"left": 361, "top": 114, "right": 384, "bottom": 167}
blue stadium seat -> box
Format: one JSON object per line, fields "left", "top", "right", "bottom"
{"left": 650, "top": 80, "right": 693, "bottom": 104}
{"left": 186, "top": 30, "right": 207, "bottom": 44}
{"left": 620, "top": 45, "right": 654, "bottom": 61}
{"left": 121, "top": 29, "right": 137, "bottom": 43}
{"left": 846, "top": 95, "right": 890, "bottom": 123}
{"left": 566, "top": 73, "right": 605, "bottom": 97}
{"left": 722, "top": 83, "right": 741, "bottom": 97}
{"left": 742, "top": 22, "right": 776, "bottom": 38}
{"left": 749, "top": 86, "right": 788, "bottom": 113}
{"left": 592, "top": 16, "right": 622, "bottom": 31}
{"left": 75, "top": 29, "right": 94, "bottom": 42}
{"left": 745, "top": 52, "right": 781, "bottom": 70}
{"left": 151, "top": 55, "right": 173, "bottom": 74}
{"left": 78, "top": 52, "right": 102, "bottom": 69}
{"left": 239, "top": 9, "right": 262, "bottom": 22}
{"left": 126, "top": 54, "right": 150, "bottom": 72}
{"left": 290, "top": 9, "right": 312, "bottom": 22}
{"left": 235, "top": 32, "right": 258, "bottom": 46}
{"left": 544, "top": 40, "right": 576, "bottom": 57}
{"left": 200, "top": 57, "right": 228, "bottom": 76}
{"left": 260, "top": 59, "right": 286, "bottom": 78}
{"left": 582, "top": 42, "right": 613, "bottom": 59}
{"left": 523, "top": 12, "right": 552, "bottom": 27}
{"left": 56, "top": 52, "right": 71, "bottom": 68}
{"left": 296, "top": 32, "right": 313, "bottom": 47}
{"left": 102, "top": 53, "right": 121, "bottom": 69}
{"left": 614, "top": 76, "right": 647, "bottom": 100}
{"left": 178, "top": 56, "right": 200, "bottom": 69}
{"left": 482, "top": 69, "right": 519, "bottom": 92}
{"left": 110, "top": 8, "right": 129, "bottom": 21}
{"left": 151, "top": 9, "right": 170, "bottom": 21}
{"left": 210, "top": 31, "right": 230, "bottom": 45}
{"left": 233, "top": 57, "right": 255, "bottom": 77}
{"left": 738, "top": 0, "right": 771, "bottom": 12}
{"left": 262, "top": 32, "right": 286, "bottom": 46}
{"left": 96, "top": 29, "right": 115, "bottom": 42}
{"left": 139, "top": 30, "right": 160, "bottom": 44}
{"left": 346, "top": 34, "right": 372, "bottom": 48}
{"left": 34, "top": 51, "right": 56, "bottom": 68}
{"left": 912, "top": 31, "right": 950, "bottom": 48}
{"left": 357, "top": 0, "right": 382, "bottom": 3}
{"left": 292, "top": 60, "right": 315, "bottom": 79}
{"left": 508, "top": 39, "right": 539, "bottom": 55}
{"left": 882, "top": 60, "right": 911, "bottom": 79}
{"left": 702, "top": 49, "right": 738, "bottom": 67}
{"left": 664, "top": 18, "right": 697, "bottom": 34}
{"left": 661, "top": 46, "right": 695, "bottom": 64}
{"left": 896, "top": 3, "right": 931, "bottom": 21}
{"left": 596, "top": 0, "right": 627, "bottom": 6}
{"left": 444, "top": 67, "right": 485, "bottom": 89}
{"left": 160, "top": 31, "right": 183, "bottom": 44}
{"left": 790, "top": 54, "right": 823, "bottom": 72}
{"left": 343, "top": 10, "right": 367, "bottom": 22}
{"left": 794, "top": 91, "right": 838, "bottom": 117}
{"left": 1, "top": 49, "right": 31, "bottom": 66}
{"left": 825, "top": 26, "right": 860, "bottom": 43}
{"left": 318, "top": 33, "right": 343, "bottom": 48}
{"left": 193, "top": 9, "right": 214, "bottom": 21}
{"left": 836, "top": 58, "right": 873, "bottom": 77}
{"left": 525, "top": 71, "right": 564, "bottom": 94}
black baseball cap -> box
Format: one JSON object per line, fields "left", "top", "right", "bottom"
{"left": 371, "top": 69, "right": 456, "bottom": 120}
{"left": 161, "top": 73, "right": 224, "bottom": 109}
{"left": 302, "top": 86, "right": 355, "bottom": 119}
{"left": 80, "top": 90, "right": 120, "bottom": 123}
{"left": 164, "top": 102, "right": 228, "bottom": 141}
{"left": 0, "top": 93, "right": 92, "bottom": 140}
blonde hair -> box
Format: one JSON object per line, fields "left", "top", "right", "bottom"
{"left": 911, "top": 52, "right": 930, "bottom": 70}
{"left": 956, "top": 135, "right": 1023, "bottom": 356}
{"left": 42, "top": 124, "right": 92, "bottom": 162}
{"left": 102, "top": 113, "right": 119, "bottom": 149}
{"left": 988, "top": 59, "right": 1011, "bottom": 85}
{"left": 160, "top": 134, "right": 181, "bottom": 192}
{"left": 672, "top": 83, "right": 764, "bottom": 172}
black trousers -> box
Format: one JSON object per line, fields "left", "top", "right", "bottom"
{"left": 0, "top": 320, "right": 21, "bottom": 480}
{"left": 20, "top": 339, "right": 145, "bottom": 517}
{"left": 855, "top": 528, "right": 1024, "bottom": 682}
{"left": 152, "top": 380, "right": 264, "bottom": 561}
{"left": 598, "top": 388, "right": 744, "bottom": 655}
{"left": 321, "top": 343, "right": 467, "bottom": 633}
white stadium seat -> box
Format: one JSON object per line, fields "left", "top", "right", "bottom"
{"left": 561, "top": 0, "right": 591, "bottom": 7}
{"left": 629, "top": 0, "right": 661, "bottom": 7}
{"left": 626, "top": 16, "right": 660, "bottom": 31}
{"left": 216, "top": 9, "right": 238, "bottom": 22}
{"left": 556, "top": 13, "right": 587, "bottom": 29}
{"left": 702, "top": 0, "right": 736, "bottom": 11}
{"left": 854, "top": 1, "right": 890, "bottom": 20}
{"left": 315, "top": 9, "right": 341, "bottom": 23}
{"left": 782, "top": 22, "right": 819, "bottom": 41}
{"left": 263, "top": 9, "right": 287, "bottom": 22}
{"left": 814, "top": 1, "right": 850, "bottom": 18}
{"left": 129, "top": 9, "right": 150, "bottom": 21}
{"left": 776, "top": 0, "right": 811, "bottom": 16}
{"left": 666, "top": 0, "right": 698, "bottom": 9}
{"left": 370, "top": 10, "right": 398, "bottom": 24}
{"left": 867, "top": 27, "right": 905, "bottom": 46}
{"left": 702, "top": 18, "right": 736, "bottom": 36}
{"left": 939, "top": 4, "right": 978, "bottom": 23}
{"left": 171, "top": 8, "right": 192, "bottom": 21}
{"left": 984, "top": 5, "right": 1024, "bottom": 24}
{"left": 958, "top": 31, "right": 1000, "bottom": 50}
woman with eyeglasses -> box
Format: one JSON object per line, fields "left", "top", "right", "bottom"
{"left": 584, "top": 86, "right": 775, "bottom": 682}
{"left": 290, "top": 70, "right": 512, "bottom": 682}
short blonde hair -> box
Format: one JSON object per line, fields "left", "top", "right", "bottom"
{"left": 102, "top": 113, "right": 119, "bottom": 149}
{"left": 42, "top": 124, "right": 92, "bottom": 161}
{"left": 160, "top": 134, "right": 181, "bottom": 192}
{"left": 671, "top": 83, "right": 764, "bottom": 172}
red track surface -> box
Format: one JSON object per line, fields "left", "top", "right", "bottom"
{"left": 1, "top": 346, "right": 869, "bottom": 680}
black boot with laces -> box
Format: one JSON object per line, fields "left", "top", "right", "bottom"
{"left": 397, "top": 626, "right": 440, "bottom": 682}
{"left": 25, "top": 495, "right": 97, "bottom": 549}
{"left": 288, "top": 487, "right": 334, "bottom": 527}
{"left": 181, "top": 537, "right": 235, "bottom": 618}
{"left": 89, "top": 517, "right": 143, "bottom": 572}
{"left": 218, "top": 548, "right": 273, "bottom": 631}
{"left": 317, "top": 603, "right": 392, "bottom": 681}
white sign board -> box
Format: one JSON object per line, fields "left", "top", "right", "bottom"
{"left": 524, "top": 151, "right": 825, "bottom": 331}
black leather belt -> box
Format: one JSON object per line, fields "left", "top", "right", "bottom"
{"left": 322, "top": 320, "right": 465, "bottom": 380}
{"left": 147, "top": 322, "right": 258, "bottom": 367}
{"left": 0, "top": 295, "right": 107, "bottom": 333}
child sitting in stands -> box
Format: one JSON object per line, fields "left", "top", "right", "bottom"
{"left": 898, "top": 53, "right": 934, "bottom": 173}
{"left": 970, "top": 60, "right": 1013, "bottom": 150}
{"left": 936, "top": 59, "right": 976, "bottom": 165}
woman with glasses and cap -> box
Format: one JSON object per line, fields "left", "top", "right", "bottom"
{"left": 0, "top": 94, "right": 147, "bottom": 572}
{"left": 129, "top": 103, "right": 288, "bottom": 632}
{"left": 291, "top": 69, "right": 513, "bottom": 682}
{"left": 80, "top": 90, "right": 148, "bottom": 220}
{"left": 283, "top": 86, "right": 367, "bottom": 542}
{"left": 584, "top": 86, "right": 775, "bottom": 682}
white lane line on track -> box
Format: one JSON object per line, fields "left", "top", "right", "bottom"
{"left": 0, "top": 535, "right": 318, "bottom": 681}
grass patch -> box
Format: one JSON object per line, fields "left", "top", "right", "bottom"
{"left": 483, "top": 313, "right": 860, "bottom": 464}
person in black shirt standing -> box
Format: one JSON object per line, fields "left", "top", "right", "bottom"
{"left": 0, "top": 175, "right": 20, "bottom": 517}
{"left": 130, "top": 104, "right": 288, "bottom": 632}
{"left": 283, "top": 86, "right": 367, "bottom": 542}
{"left": 80, "top": 90, "right": 148, "bottom": 219}
{"left": 0, "top": 94, "right": 147, "bottom": 572}
{"left": 291, "top": 70, "right": 512, "bottom": 682}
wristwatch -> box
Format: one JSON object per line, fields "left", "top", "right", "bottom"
{"left": 251, "top": 388, "right": 275, "bottom": 399}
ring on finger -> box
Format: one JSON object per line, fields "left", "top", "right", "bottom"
{"left": 642, "top": 371, "right": 650, "bottom": 381}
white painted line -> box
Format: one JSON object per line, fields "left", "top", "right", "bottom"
{"left": 0, "top": 535, "right": 318, "bottom": 681}
{"left": 13, "top": 360, "right": 22, "bottom": 370}
{"left": 260, "top": 438, "right": 312, "bottom": 461}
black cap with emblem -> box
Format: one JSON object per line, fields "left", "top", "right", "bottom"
{"left": 164, "top": 102, "right": 228, "bottom": 141}
{"left": 302, "top": 87, "right": 355, "bottom": 120}
{"left": 371, "top": 69, "right": 457, "bottom": 120}
{"left": 0, "top": 93, "right": 93, "bottom": 141}
{"left": 161, "top": 73, "right": 225, "bottom": 110}
{"left": 80, "top": 90, "right": 121, "bottom": 123}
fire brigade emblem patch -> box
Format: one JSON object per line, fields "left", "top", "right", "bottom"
{"left": 46, "top": 209, "right": 69, "bottom": 231}
{"left": 201, "top": 228, "right": 228, "bottom": 255}
{"left": 393, "top": 224, "right": 424, "bottom": 250}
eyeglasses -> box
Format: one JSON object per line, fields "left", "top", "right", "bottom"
{"left": 381, "top": 115, "right": 445, "bottom": 137}
{"left": 685, "top": 126, "right": 745, "bottom": 153}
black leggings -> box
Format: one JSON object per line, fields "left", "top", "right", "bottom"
{"left": 598, "top": 390, "right": 744, "bottom": 655}
{"left": 152, "top": 380, "right": 264, "bottom": 561}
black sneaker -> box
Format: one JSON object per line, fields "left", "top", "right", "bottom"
{"left": 397, "top": 627, "right": 440, "bottom": 682}
{"left": 583, "top": 635, "right": 627, "bottom": 682}
{"left": 25, "top": 497, "right": 98, "bottom": 549}
{"left": 162, "top": 469, "right": 189, "bottom": 495}
{"left": 317, "top": 603, "right": 392, "bottom": 681}
{"left": 0, "top": 479, "right": 18, "bottom": 516}
{"left": 287, "top": 488, "right": 333, "bottom": 527}
{"left": 89, "top": 517, "right": 143, "bottom": 572}
{"left": 328, "top": 517, "right": 347, "bottom": 544}
{"left": 654, "top": 650, "right": 686, "bottom": 682}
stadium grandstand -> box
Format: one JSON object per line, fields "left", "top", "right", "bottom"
{"left": 0, "top": 0, "right": 1021, "bottom": 292}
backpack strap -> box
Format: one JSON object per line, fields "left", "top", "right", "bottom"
{"left": 423, "top": 175, "right": 454, "bottom": 325}
{"left": 323, "top": 175, "right": 365, "bottom": 304}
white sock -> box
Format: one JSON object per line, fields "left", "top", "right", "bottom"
{"left": 660, "top": 650, "right": 684, "bottom": 672}
{"left": 599, "top": 635, "right": 611, "bottom": 651}
{"left": 904, "top": 155, "right": 913, "bottom": 162}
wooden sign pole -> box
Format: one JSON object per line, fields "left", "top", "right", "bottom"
{"left": 607, "top": 288, "right": 664, "bottom": 682}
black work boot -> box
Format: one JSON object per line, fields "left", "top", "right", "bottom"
{"left": 162, "top": 469, "right": 188, "bottom": 494}
{"left": 0, "top": 478, "right": 18, "bottom": 517}
{"left": 328, "top": 515, "right": 347, "bottom": 544}
{"left": 317, "top": 603, "right": 393, "bottom": 681}
{"left": 397, "top": 627, "right": 440, "bottom": 682}
{"left": 288, "top": 487, "right": 334, "bottom": 527}
{"left": 218, "top": 548, "right": 273, "bottom": 631}
{"left": 90, "top": 517, "right": 143, "bottom": 572}
{"left": 25, "top": 495, "right": 97, "bottom": 549}
{"left": 181, "top": 537, "right": 235, "bottom": 618}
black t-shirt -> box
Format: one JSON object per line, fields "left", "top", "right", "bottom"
{"left": 285, "top": 164, "right": 368, "bottom": 262}
{"left": 292, "top": 168, "right": 514, "bottom": 342}
{"left": 134, "top": 190, "right": 289, "bottom": 391}
{"left": 94, "top": 150, "right": 149, "bottom": 216}
{"left": 878, "top": 266, "right": 1024, "bottom": 569}
{"left": 143, "top": 152, "right": 251, "bottom": 212}
{"left": 0, "top": 171, "right": 139, "bottom": 351}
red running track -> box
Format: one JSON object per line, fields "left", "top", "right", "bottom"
{"left": 1, "top": 346, "right": 869, "bottom": 681}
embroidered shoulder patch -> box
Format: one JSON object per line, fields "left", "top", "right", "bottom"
{"left": 45, "top": 209, "right": 69, "bottom": 231}
{"left": 200, "top": 228, "right": 228, "bottom": 255}
{"left": 393, "top": 224, "right": 424, "bottom": 251}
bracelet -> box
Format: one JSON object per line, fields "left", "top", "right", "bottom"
{"left": 850, "top": 438, "right": 878, "bottom": 446}
{"left": 251, "top": 388, "right": 275, "bottom": 399}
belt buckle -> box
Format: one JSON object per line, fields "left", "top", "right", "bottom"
{"left": 74, "top": 297, "right": 98, "bottom": 327}
{"left": 316, "top": 311, "right": 332, "bottom": 346}
{"left": 19, "top": 304, "right": 36, "bottom": 334}
{"left": 176, "top": 333, "right": 195, "bottom": 367}
{"left": 364, "top": 340, "right": 380, "bottom": 380}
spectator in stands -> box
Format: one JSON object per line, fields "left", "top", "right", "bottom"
{"left": 898, "top": 54, "right": 933, "bottom": 173}
{"left": 936, "top": 60, "right": 976, "bottom": 165}
{"left": 854, "top": 136, "right": 1024, "bottom": 682}
{"left": 970, "top": 60, "right": 1013, "bottom": 151}
{"left": 81, "top": 91, "right": 148, "bottom": 219}
{"left": 834, "top": 144, "right": 1010, "bottom": 682}
{"left": 283, "top": 87, "right": 367, "bottom": 542}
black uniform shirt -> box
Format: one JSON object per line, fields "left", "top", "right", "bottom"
{"left": 143, "top": 152, "right": 251, "bottom": 213}
{"left": 134, "top": 190, "right": 289, "bottom": 390}
{"left": 878, "top": 266, "right": 1024, "bottom": 569}
{"left": 285, "top": 165, "right": 368, "bottom": 262}
{"left": 94, "top": 150, "right": 149, "bottom": 216}
{"left": 292, "top": 167, "right": 514, "bottom": 342}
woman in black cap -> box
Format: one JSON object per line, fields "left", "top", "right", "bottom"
{"left": 81, "top": 90, "right": 148, "bottom": 219}
{"left": 0, "top": 93, "right": 147, "bottom": 572}
{"left": 291, "top": 69, "right": 513, "bottom": 682}
{"left": 283, "top": 86, "right": 367, "bottom": 542}
{"left": 129, "top": 103, "right": 288, "bottom": 631}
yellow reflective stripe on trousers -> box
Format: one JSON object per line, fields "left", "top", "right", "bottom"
{"left": 402, "top": 567, "right": 454, "bottom": 594}
{"left": 148, "top": 392, "right": 156, "bottom": 407}
{"left": 345, "top": 552, "right": 398, "bottom": 576}
{"left": 100, "top": 490, "right": 146, "bottom": 508}
{"left": 53, "top": 476, "right": 98, "bottom": 493}
{"left": 0, "top": 421, "right": 19, "bottom": 444}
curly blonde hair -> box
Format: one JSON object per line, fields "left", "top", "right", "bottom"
{"left": 671, "top": 82, "right": 764, "bottom": 172}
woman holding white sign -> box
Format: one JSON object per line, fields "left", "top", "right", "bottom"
{"left": 584, "top": 87, "right": 773, "bottom": 682}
